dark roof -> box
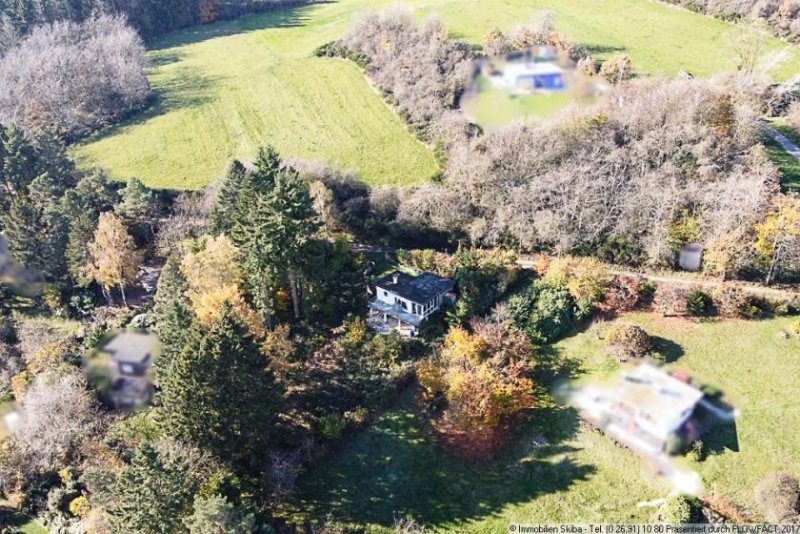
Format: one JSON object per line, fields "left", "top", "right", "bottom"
{"left": 102, "top": 332, "right": 156, "bottom": 364}
{"left": 375, "top": 270, "right": 454, "bottom": 304}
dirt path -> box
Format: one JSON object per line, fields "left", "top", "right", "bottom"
{"left": 516, "top": 258, "right": 800, "bottom": 301}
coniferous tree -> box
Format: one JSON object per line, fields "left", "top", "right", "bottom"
{"left": 109, "top": 441, "right": 199, "bottom": 534}
{"left": 158, "top": 305, "right": 283, "bottom": 475}
{"left": 210, "top": 160, "right": 246, "bottom": 236}
{"left": 183, "top": 494, "right": 256, "bottom": 533}
{"left": 234, "top": 156, "right": 320, "bottom": 323}
{"left": 4, "top": 174, "right": 68, "bottom": 282}
{"left": 65, "top": 211, "right": 98, "bottom": 287}
{"left": 152, "top": 257, "right": 192, "bottom": 387}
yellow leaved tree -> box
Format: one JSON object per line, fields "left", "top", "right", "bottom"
{"left": 85, "top": 212, "right": 141, "bottom": 306}
{"left": 754, "top": 195, "right": 800, "bottom": 285}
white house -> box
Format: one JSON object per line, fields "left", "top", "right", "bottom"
{"left": 368, "top": 271, "right": 455, "bottom": 335}
{"left": 492, "top": 60, "right": 565, "bottom": 92}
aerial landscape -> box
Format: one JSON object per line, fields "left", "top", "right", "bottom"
{"left": 0, "top": 0, "right": 799, "bottom": 532}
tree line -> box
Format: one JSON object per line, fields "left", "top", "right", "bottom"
{"left": 0, "top": 0, "right": 316, "bottom": 47}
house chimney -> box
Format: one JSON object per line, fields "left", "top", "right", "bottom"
{"left": 392, "top": 273, "right": 399, "bottom": 285}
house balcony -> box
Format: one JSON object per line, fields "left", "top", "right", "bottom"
{"left": 368, "top": 299, "right": 424, "bottom": 335}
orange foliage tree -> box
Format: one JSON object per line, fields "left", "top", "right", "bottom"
{"left": 418, "top": 319, "right": 535, "bottom": 454}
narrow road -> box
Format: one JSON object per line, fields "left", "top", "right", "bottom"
{"left": 763, "top": 123, "right": 800, "bottom": 163}
{"left": 516, "top": 258, "right": 800, "bottom": 301}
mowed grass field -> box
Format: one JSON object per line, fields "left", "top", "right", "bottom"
{"left": 73, "top": 0, "right": 800, "bottom": 190}
{"left": 288, "top": 314, "right": 800, "bottom": 531}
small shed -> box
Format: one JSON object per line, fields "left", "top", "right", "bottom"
{"left": 679, "top": 243, "right": 704, "bottom": 271}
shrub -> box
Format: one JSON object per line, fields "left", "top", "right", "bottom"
{"left": 712, "top": 285, "right": 749, "bottom": 318}
{"left": 686, "top": 289, "right": 714, "bottom": 316}
{"left": 68, "top": 496, "right": 91, "bottom": 518}
{"left": 506, "top": 281, "right": 575, "bottom": 343}
{"left": 599, "top": 53, "right": 633, "bottom": 84}
{"left": 319, "top": 413, "right": 347, "bottom": 441}
{"left": 755, "top": 472, "right": 800, "bottom": 523}
{"left": 653, "top": 285, "right": 689, "bottom": 317}
{"left": 545, "top": 256, "right": 611, "bottom": 312}
{"left": 604, "top": 275, "right": 649, "bottom": 312}
{"left": 659, "top": 495, "right": 693, "bottom": 524}
{"left": 606, "top": 323, "right": 651, "bottom": 360}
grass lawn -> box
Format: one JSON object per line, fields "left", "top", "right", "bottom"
{"left": 460, "top": 76, "right": 577, "bottom": 131}
{"left": 763, "top": 135, "right": 800, "bottom": 191}
{"left": 73, "top": 0, "right": 800, "bottom": 190}
{"left": 288, "top": 313, "right": 799, "bottom": 531}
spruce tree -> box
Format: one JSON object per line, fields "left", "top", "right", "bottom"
{"left": 65, "top": 211, "right": 97, "bottom": 286}
{"left": 4, "top": 174, "right": 68, "bottom": 282}
{"left": 210, "top": 160, "right": 246, "bottom": 236}
{"left": 235, "top": 163, "right": 320, "bottom": 322}
{"left": 109, "top": 442, "right": 198, "bottom": 534}
{"left": 152, "top": 258, "right": 192, "bottom": 388}
{"left": 158, "top": 305, "right": 283, "bottom": 474}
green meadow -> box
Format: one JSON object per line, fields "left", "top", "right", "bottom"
{"left": 73, "top": 0, "right": 800, "bottom": 190}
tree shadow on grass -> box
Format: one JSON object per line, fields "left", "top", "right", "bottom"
{"left": 149, "top": 2, "right": 331, "bottom": 50}
{"left": 79, "top": 65, "right": 222, "bottom": 145}
{"left": 79, "top": 3, "right": 325, "bottom": 147}
{"left": 650, "top": 336, "right": 684, "bottom": 363}
{"left": 292, "top": 390, "right": 596, "bottom": 528}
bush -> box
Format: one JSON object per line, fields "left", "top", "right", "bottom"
{"left": 713, "top": 284, "right": 757, "bottom": 319}
{"left": 606, "top": 323, "right": 651, "bottom": 360}
{"left": 599, "top": 53, "right": 633, "bottom": 84}
{"left": 755, "top": 472, "right": 800, "bottom": 523}
{"left": 506, "top": 281, "right": 575, "bottom": 343}
{"left": 654, "top": 285, "right": 688, "bottom": 317}
{"left": 319, "top": 413, "right": 347, "bottom": 441}
{"left": 686, "top": 289, "right": 714, "bottom": 316}
{"left": 545, "top": 256, "right": 611, "bottom": 312}
{"left": 659, "top": 495, "right": 693, "bottom": 524}
{"left": 603, "top": 275, "right": 649, "bottom": 312}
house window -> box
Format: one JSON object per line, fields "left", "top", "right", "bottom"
{"left": 383, "top": 290, "right": 388, "bottom": 297}
{"left": 412, "top": 303, "right": 417, "bottom": 314}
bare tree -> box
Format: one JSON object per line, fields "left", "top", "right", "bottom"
{"left": 13, "top": 370, "right": 100, "bottom": 470}
{"left": 0, "top": 14, "right": 150, "bottom": 141}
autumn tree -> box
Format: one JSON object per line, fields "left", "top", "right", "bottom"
{"left": 85, "top": 212, "right": 141, "bottom": 306}
{"left": 754, "top": 195, "right": 800, "bottom": 284}
{"left": 178, "top": 234, "right": 264, "bottom": 336}
{"left": 544, "top": 256, "right": 611, "bottom": 314}
{"left": 600, "top": 53, "right": 633, "bottom": 84}
{"left": 418, "top": 320, "right": 534, "bottom": 449}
